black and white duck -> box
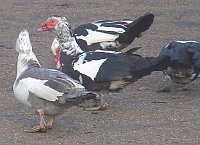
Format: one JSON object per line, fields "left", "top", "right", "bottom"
{"left": 37, "top": 15, "right": 171, "bottom": 107}
{"left": 38, "top": 13, "right": 154, "bottom": 69}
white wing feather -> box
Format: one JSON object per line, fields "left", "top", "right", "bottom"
{"left": 76, "top": 29, "right": 119, "bottom": 45}
{"left": 75, "top": 20, "right": 132, "bottom": 45}
{"left": 22, "top": 77, "right": 64, "bottom": 102}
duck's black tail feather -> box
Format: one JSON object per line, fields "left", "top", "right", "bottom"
{"left": 75, "top": 92, "right": 100, "bottom": 109}
{"left": 117, "top": 13, "right": 154, "bottom": 45}
{"left": 188, "top": 45, "right": 200, "bottom": 72}
{"left": 124, "top": 47, "right": 142, "bottom": 55}
{"left": 58, "top": 90, "right": 99, "bottom": 106}
{"left": 131, "top": 56, "right": 171, "bottom": 80}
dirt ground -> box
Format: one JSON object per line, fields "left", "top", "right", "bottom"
{"left": 1, "top": 0, "right": 200, "bottom": 144}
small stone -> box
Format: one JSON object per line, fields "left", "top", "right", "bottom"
{"left": 155, "top": 87, "right": 171, "bottom": 92}
{"left": 138, "top": 86, "right": 150, "bottom": 91}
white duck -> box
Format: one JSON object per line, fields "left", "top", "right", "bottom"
{"left": 38, "top": 13, "right": 154, "bottom": 69}
{"left": 13, "top": 29, "right": 99, "bottom": 133}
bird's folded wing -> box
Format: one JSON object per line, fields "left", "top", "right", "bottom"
{"left": 76, "top": 30, "right": 119, "bottom": 45}
{"left": 74, "top": 21, "right": 131, "bottom": 45}
{"left": 24, "top": 77, "right": 64, "bottom": 102}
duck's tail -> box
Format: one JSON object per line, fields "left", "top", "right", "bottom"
{"left": 130, "top": 56, "right": 171, "bottom": 81}
{"left": 117, "top": 13, "right": 154, "bottom": 45}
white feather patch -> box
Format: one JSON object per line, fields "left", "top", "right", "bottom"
{"left": 20, "top": 77, "right": 63, "bottom": 102}
{"left": 96, "top": 25, "right": 125, "bottom": 33}
{"left": 13, "top": 79, "right": 31, "bottom": 107}
{"left": 165, "top": 40, "right": 199, "bottom": 48}
{"left": 76, "top": 29, "right": 119, "bottom": 45}
{"left": 94, "top": 50, "right": 121, "bottom": 54}
{"left": 73, "top": 53, "right": 107, "bottom": 80}
{"left": 176, "top": 40, "right": 198, "bottom": 43}
{"left": 94, "top": 20, "right": 132, "bottom": 25}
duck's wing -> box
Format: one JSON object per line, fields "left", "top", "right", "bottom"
{"left": 16, "top": 68, "right": 85, "bottom": 102}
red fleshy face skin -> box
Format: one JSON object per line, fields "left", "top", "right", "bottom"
{"left": 54, "top": 47, "right": 61, "bottom": 69}
{"left": 54, "top": 47, "right": 60, "bottom": 64}
{"left": 37, "top": 18, "right": 60, "bottom": 32}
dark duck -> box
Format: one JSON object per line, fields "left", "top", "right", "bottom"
{"left": 158, "top": 40, "right": 200, "bottom": 91}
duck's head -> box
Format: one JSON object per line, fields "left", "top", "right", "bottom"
{"left": 37, "top": 15, "right": 74, "bottom": 69}
{"left": 16, "top": 29, "right": 32, "bottom": 54}
{"left": 16, "top": 29, "right": 40, "bottom": 77}
{"left": 160, "top": 40, "right": 200, "bottom": 84}
{"left": 37, "top": 15, "right": 71, "bottom": 34}
{"left": 165, "top": 65, "right": 197, "bottom": 84}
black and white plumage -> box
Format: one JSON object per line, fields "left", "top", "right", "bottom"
{"left": 13, "top": 30, "right": 99, "bottom": 133}
{"left": 38, "top": 13, "right": 154, "bottom": 68}
{"left": 37, "top": 16, "right": 171, "bottom": 94}
{"left": 72, "top": 12, "right": 154, "bottom": 51}
{"left": 159, "top": 40, "right": 200, "bottom": 85}
{"left": 60, "top": 50, "right": 170, "bottom": 92}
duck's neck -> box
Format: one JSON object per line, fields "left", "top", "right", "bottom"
{"left": 16, "top": 52, "right": 40, "bottom": 78}
{"left": 58, "top": 36, "right": 84, "bottom": 56}
{"left": 55, "top": 22, "right": 84, "bottom": 56}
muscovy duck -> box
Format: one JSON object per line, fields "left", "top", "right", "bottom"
{"left": 37, "top": 15, "right": 171, "bottom": 106}
{"left": 38, "top": 13, "right": 154, "bottom": 68}
{"left": 13, "top": 29, "right": 99, "bottom": 133}
{"left": 159, "top": 40, "right": 200, "bottom": 91}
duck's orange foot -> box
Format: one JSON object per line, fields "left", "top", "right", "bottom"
{"left": 25, "top": 125, "right": 46, "bottom": 133}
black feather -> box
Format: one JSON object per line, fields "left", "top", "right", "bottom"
{"left": 73, "top": 23, "right": 98, "bottom": 36}
{"left": 61, "top": 51, "right": 170, "bottom": 91}
{"left": 117, "top": 13, "right": 154, "bottom": 45}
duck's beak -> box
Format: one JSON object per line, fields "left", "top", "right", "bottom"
{"left": 37, "top": 27, "right": 46, "bottom": 32}
{"left": 37, "top": 21, "right": 48, "bottom": 32}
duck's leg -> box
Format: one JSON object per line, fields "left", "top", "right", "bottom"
{"left": 177, "top": 84, "right": 191, "bottom": 91}
{"left": 46, "top": 116, "right": 55, "bottom": 129}
{"left": 25, "top": 109, "right": 46, "bottom": 133}
{"left": 155, "top": 76, "right": 171, "bottom": 92}
{"left": 85, "top": 94, "right": 109, "bottom": 111}
{"left": 99, "top": 94, "right": 109, "bottom": 109}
